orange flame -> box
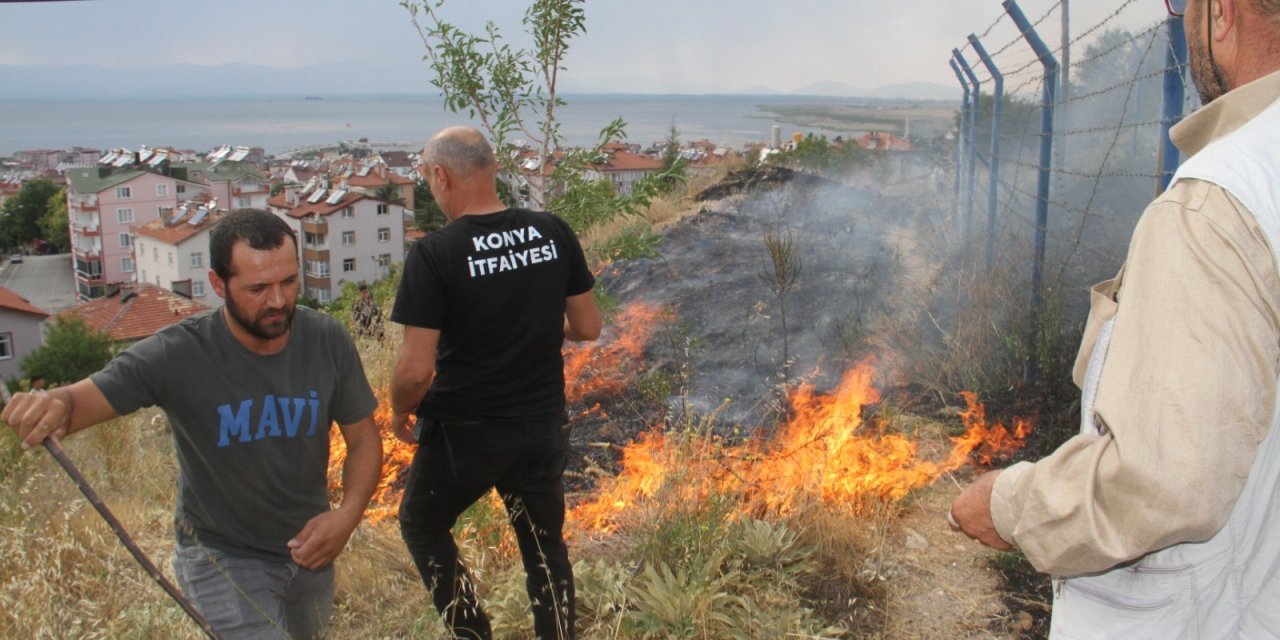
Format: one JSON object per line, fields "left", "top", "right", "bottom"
{"left": 569, "top": 362, "right": 1031, "bottom": 535}
{"left": 328, "top": 302, "right": 667, "bottom": 519}
{"left": 328, "top": 303, "right": 1030, "bottom": 534}
{"left": 327, "top": 397, "right": 419, "bottom": 522}
{"left": 563, "top": 302, "right": 664, "bottom": 404}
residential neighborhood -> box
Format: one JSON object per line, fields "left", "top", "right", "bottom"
{"left": 0, "top": 128, "right": 911, "bottom": 388}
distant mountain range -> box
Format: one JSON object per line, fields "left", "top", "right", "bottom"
{"left": 0, "top": 63, "right": 959, "bottom": 101}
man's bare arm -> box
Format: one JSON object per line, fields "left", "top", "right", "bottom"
{"left": 1, "top": 379, "right": 120, "bottom": 450}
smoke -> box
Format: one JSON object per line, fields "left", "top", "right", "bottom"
{"left": 599, "top": 164, "right": 921, "bottom": 428}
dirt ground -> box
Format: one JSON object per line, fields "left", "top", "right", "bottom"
{"left": 884, "top": 472, "right": 1018, "bottom": 639}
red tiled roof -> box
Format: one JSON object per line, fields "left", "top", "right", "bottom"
{"left": 595, "top": 149, "right": 662, "bottom": 172}
{"left": 347, "top": 171, "right": 413, "bottom": 187}
{"left": 290, "top": 167, "right": 318, "bottom": 182}
{"left": 60, "top": 284, "right": 209, "bottom": 342}
{"left": 378, "top": 151, "right": 414, "bottom": 168}
{"left": 135, "top": 211, "right": 223, "bottom": 246}
{"left": 0, "top": 287, "right": 48, "bottom": 318}
{"left": 278, "top": 190, "right": 371, "bottom": 219}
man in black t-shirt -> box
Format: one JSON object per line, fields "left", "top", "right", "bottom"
{"left": 390, "top": 126, "right": 601, "bottom": 640}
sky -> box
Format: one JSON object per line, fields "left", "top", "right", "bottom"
{"left": 0, "top": 0, "right": 1164, "bottom": 95}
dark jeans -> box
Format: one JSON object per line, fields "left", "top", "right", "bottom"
{"left": 399, "top": 417, "right": 575, "bottom": 640}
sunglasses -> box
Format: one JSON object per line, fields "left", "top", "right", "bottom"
{"left": 1165, "top": 0, "right": 1187, "bottom": 17}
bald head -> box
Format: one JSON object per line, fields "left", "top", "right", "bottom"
{"left": 423, "top": 126, "right": 497, "bottom": 180}
{"left": 421, "top": 126, "right": 508, "bottom": 219}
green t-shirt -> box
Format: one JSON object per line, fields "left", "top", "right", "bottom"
{"left": 91, "top": 306, "right": 377, "bottom": 561}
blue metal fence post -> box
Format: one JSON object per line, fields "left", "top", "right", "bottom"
{"left": 969, "top": 34, "right": 1003, "bottom": 274}
{"left": 954, "top": 49, "right": 981, "bottom": 235}
{"left": 949, "top": 58, "right": 971, "bottom": 211}
{"left": 1159, "top": 15, "right": 1189, "bottom": 194}
{"left": 1004, "top": 0, "right": 1058, "bottom": 384}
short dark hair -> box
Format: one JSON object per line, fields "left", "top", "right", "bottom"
{"left": 210, "top": 209, "right": 297, "bottom": 281}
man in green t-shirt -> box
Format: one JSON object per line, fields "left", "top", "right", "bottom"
{"left": 2, "top": 209, "right": 383, "bottom": 639}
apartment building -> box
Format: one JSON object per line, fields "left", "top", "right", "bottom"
{"left": 504, "top": 142, "right": 663, "bottom": 208}
{"left": 584, "top": 142, "right": 664, "bottom": 197}
{"left": 65, "top": 165, "right": 209, "bottom": 300}
{"left": 186, "top": 146, "right": 271, "bottom": 210}
{"left": 268, "top": 184, "right": 408, "bottom": 304}
{"left": 133, "top": 207, "right": 224, "bottom": 302}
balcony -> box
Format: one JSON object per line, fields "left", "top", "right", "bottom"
{"left": 74, "top": 256, "right": 103, "bottom": 281}
{"left": 234, "top": 184, "right": 267, "bottom": 195}
{"left": 301, "top": 219, "right": 327, "bottom": 235}
{"left": 302, "top": 248, "right": 330, "bottom": 262}
{"left": 72, "top": 222, "right": 101, "bottom": 237}
{"left": 303, "top": 274, "right": 331, "bottom": 290}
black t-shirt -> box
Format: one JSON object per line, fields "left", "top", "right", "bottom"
{"left": 391, "top": 208, "right": 595, "bottom": 421}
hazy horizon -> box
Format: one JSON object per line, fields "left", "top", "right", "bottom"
{"left": 0, "top": 1, "right": 1162, "bottom": 97}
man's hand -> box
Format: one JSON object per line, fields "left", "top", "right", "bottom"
{"left": 1, "top": 391, "right": 70, "bottom": 450}
{"left": 390, "top": 412, "right": 417, "bottom": 445}
{"left": 949, "top": 469, "right": 1014, "bottom": 550}
{"left": 287, "top": 507, "right": 362, "bottom": 569}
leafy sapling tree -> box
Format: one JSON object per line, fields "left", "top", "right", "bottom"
{"left": 402, "top": 0, "right": 586, "bottom": 211}
{"left": 401, "top": 0, "right": 681, "bottom": 255}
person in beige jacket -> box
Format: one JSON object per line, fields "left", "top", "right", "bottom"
{"left": 950, "top": 0, "right": 1280, "bottom": 637}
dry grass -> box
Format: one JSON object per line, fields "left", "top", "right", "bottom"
{"left": 0, "top": 163, "right": 1040, "bottom": 639}
{"left": 0, "top": 392, "right": 1002, "bottom": 639}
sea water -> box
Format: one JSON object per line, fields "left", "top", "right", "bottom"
{"left": 0, "top": 93, "right": 871, "bottom": 157}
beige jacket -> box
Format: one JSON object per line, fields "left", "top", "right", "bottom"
{"left": 991, "top": 69, "right": 1280, "bottom": 576}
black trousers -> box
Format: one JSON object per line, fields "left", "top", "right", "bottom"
{"left": 399, "top": 417, "right": 575, "bottom": 640}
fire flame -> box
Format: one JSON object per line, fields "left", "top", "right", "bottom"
{"left": 328, "top": 302, "right": 1031, "bottom": 533}
{"left": 569, "top": 362, "right": 1031, "bottom": 534}
{"left": 327, "top": 398, "right": 418, "bottom": 522}
{"left": 563, "top": 302, "right": 664, "bottom": 404}
{"left": 328, "top": 302, "right": 667, "bottom": 520}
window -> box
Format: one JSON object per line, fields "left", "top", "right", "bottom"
{"left": 191, "top": 252, "right": 203, "bottom": 267}
{"left": 341, "top": 207, "right": 354, "bottom": 219}
{"left": 153, "top": 247, "right": 158, "bottom": 260}
{"left": 306, "top": 260, "right": 329, "bottom": 277}
{"left": 167, "top": 251, "right": 173, "bottom": 265}
{"left": 306, "top": 287, "right": 331, "bottom": 304}
{"left": 75, "top": 257, "right": 102, "bottom": 277}
{"left": 193, "top": 281, "right": 205, "bottom": 297}
{"left": 342, "top": 231, "right": 355, "bottom": 246}
{"left": 141, "top": 270, "right": 147, "bottom": 283}
{"left": 236, "top": 197, "right": 251, "bottom": 208}
{"left": 117, "top": 208, "right": 134, "bottom": 223}
{"left": 342, "top": 258, "right": 356, "bottom": 272}
{"left": 118, "top": 232, "right": 133, "bottom": 248}
{"left": 155, "top": 275, "right": 160, "bottom": 286}
{"left": 376, "top": 253, "right": 391, "bottom": 267}
{"left": 176, "top": 184, "right": 186, "bottom": 194}
{"left": 0, "top": 333, "right": 11, "bottom": 360}
{"left": 115, "top": 186, "right": 131, "bottom": 199}
{"left": 378, "top": 227, "right": 391, "bottom": 242}
{"left": 376, "top": 203, "right": 389, "bottom": 215}
{"left": 122, "top": 257, "right": 135, "bottom": 272}
{"left": 156, "top": 184, "right": 168, "bottom": 197}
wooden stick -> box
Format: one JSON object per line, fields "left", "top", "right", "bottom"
{"left": 41, "top": 436, "right": 224, "bottom": 640}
